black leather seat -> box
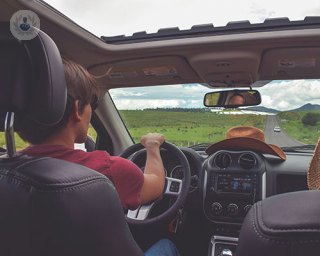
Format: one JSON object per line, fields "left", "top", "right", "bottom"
{"left": 0, "top": 22, "right": 144, "bottom": 256}
{"left": 236, "top": 190, "right": 320, "bottom": 255}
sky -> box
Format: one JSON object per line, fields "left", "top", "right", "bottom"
{"left": 109, "top": 80, "right": 320, "bottom": 111}
{"left": 46, "top": 0, "right": 320, "bottom": 37}
{"left": 45, "top": 0, "right": 320, "bottom": 111}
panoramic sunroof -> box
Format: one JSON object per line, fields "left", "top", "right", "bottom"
{"left": 44, "top": 0, "right": 320, "bottom": 38}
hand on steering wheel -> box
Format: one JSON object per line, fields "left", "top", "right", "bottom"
{"left": 119, "top": 141, "right": 191, "bottom": 226}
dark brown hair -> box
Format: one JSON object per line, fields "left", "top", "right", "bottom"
{"left": 18, "top": 58, "right": 100, "bottom": 145}
{"left": 229, "top": 92, "right": 257, "bottom": 104}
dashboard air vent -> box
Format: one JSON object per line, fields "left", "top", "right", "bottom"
{"left": 214, "top": 153, "right": 231, "bottom": 169}
{"left": 239, "top": 153, "right": 256, "bottom": 170}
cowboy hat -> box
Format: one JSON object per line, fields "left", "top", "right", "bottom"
{"left": 308, "top": 137, "right": 320, "bottom": 190}
{"left": 205, "top": 126, "right": 287, "bottom": 160}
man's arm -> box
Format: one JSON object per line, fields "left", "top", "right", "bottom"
{"left": 140, "top": 133, "right": 166, "bottom": 204}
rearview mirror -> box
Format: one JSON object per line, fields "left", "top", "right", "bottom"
{"left": 203, "top": 89, "right": 261, "bottom": 108}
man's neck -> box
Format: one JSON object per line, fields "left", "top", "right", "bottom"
{"left": 36, "top": 130, "right": 75, "bottom": 149}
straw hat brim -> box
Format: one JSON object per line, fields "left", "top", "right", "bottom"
{"left": 308, "top": 137, "right": 320, "bottom": 190}
{"left": 205, "top": 137, "right": 287, "bottom": 160}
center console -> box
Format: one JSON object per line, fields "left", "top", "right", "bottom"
{"left": 205, "top": 171, "right": 263, "bottom": 224}
{"left": 203, "top": 151, "right": 266, "bottom": 255}
{"left": 209, "top": 236, "right": 238, "bottom": 256}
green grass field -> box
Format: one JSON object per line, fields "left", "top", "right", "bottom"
{"left": 2, "top": 109, "right": 320, "bottom": 151}
{"left": 278, "top": 110, "right": 320, "bottom": 145}
{"left": 119, "top": 110, "right": 266, "bottom": 146}
{"left": 0, "top": 125, "right": 97, "bottom": 151}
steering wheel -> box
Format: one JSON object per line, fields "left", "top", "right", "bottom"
{"left": 119, "top": 141, "right": 191, "bottom": 226}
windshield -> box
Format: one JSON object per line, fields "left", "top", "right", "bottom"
{"left": 110, "top": 80, "right": 320, "bottom": 152}
{"left": 45, "top": 0, "right": 320, "bottom": 37}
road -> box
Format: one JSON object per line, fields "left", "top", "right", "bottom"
{"left": 263, "top": 115, "right": 304, "bottom": 147}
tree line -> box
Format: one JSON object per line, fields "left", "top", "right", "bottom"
{"left": 143, "top": 108, "right": 212, "bottom": 113}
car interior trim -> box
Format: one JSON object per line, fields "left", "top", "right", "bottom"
{"left": 262, "top": 172, "right": 266, "bottom": 200}
{"left": 127, "top": 203, "right": 155, "bottom": 221}
{"left": 164, "top": 177, "right": 182, "bottom": 196}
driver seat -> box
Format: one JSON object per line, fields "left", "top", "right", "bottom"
{"left": 0, "top": 22, "right": 144, "bottom": 256}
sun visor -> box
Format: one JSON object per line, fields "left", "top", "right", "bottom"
{"left": 88, "top": 56, "right": 199, "bottom": 87}
{"left": 259, "top": 47, "right": 320, "bottom": 79}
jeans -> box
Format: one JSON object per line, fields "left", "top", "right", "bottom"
{"left": 144, "top": 239, "right": 180, "bottom": 256}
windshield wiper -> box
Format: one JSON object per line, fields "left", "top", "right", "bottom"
{"left": 281, "top": 145, "right": 316, "bottom": 152}
{"left": 188, "top": 143, "right": 212, "bottom": 151}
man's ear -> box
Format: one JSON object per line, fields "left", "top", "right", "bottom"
{"left": 70, "top": 100, "right": 82, "bottom": 122}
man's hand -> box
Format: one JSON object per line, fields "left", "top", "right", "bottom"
{"left": 139, "top": 133, "right": 166, "bottom": 205}
{"left": 141, "top": 133, "right": 165, "bottom": 149}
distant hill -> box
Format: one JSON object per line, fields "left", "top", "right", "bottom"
{"left": 243, "top": 106, "right": 280, "bottom": 113}
{"left": 289, "top": 103, "right": 320, "bottom": 112}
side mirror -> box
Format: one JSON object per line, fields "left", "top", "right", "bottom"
{"left": 203, "top": 89, "right": 261, "bottom": 108}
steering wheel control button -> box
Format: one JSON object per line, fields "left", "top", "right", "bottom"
{"left": 227, "top": 203, "right": 239, "bottom": 216}
{"left": 244, "top": 205, "right": 252, "bottom": 213}
{"left": 209, "top": 186, "right": 215, "bottom": 195}
{"left": 209, "top": 172, "right": 216, "bottom": 195}
{"left": 211, "top": 202, "right": 223, "bottom": 215}
{"left": 169, "top": 181, "right": 180, "bottom": 192}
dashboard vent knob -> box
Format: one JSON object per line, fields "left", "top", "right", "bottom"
{"left": 214, "top": 153, "right": 231, "bottom": 169}
{"left": 239, "top": 153, "right": 256, "bottom": 169}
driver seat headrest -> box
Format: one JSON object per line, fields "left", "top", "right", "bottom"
{"left": 0, "top": 21, "right": 66, "bottom": 131}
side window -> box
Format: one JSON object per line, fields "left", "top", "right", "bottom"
{"left": 74, "top": 123, "right": 97, "bottom": 151}
{"left": 0, "top": 124, "right": 97, "bottom": 152}
{"left": 88, "top": 123, "right": 97, "bottom": 141}
{"left": 0, "top": 132, "right": 5, "bottom": 151}
{"left": 0, "top": 132, "right": 29, "bottom": 151}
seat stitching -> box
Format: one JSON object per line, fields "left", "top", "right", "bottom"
{"left": 1, "top": 157, "right": 103, "bottom": 185}
{"left": 34, "top": 179, "right": 110, "bottom": 193}
{"left": 0, "top": 175, "right": 110, "bottom": 192}
{"left": 110, "top": 183, "right": 143, "bottom": 252}
{"left": 251, "top": 204, "right": 320, "bottom": 245}
{"left": 258, "top": 201, "right": 320, "bottom": 232}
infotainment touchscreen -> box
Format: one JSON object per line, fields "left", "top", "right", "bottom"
{"left": 217, "top": 174, "right": 252, "bottom": 194}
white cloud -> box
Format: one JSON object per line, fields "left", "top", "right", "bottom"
{"left": 189, "top": 100, "right": 203, "bottom": 107}
{"left": 109, "top": 80, "right": 320, "bottom": 110}
{"left": 109, "top": 89, "right": 146, "bottom": 98}
{"left": 113, "top": 99, "right": 186, "bottom": 110}
{"left": 109, "top": 83, "right": 213, "bottom": 109}
{"left": 258, "top": 80, "right": 320, "bottom": 110}
{"left": 109, "top": 84, "right": 212, "bottom": 101}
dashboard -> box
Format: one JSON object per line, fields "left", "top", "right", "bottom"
{"left": 130, "top": 147, "right": 311, "bottom": 237}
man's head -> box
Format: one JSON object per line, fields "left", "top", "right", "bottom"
{"left": 229, "top": 94, "right": 245, "bottom": 105}
{"left": 18, "top": 58, "right": 100, "bottom": 145}
{"left": 228, "top": 92, "right": 257, "bottom": 105}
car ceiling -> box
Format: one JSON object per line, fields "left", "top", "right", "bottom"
{"left": 2, "top": 0, "right": 320, "bottom": 95}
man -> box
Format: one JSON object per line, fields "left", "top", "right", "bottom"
{"left": 18, "top": 58, "right": 179, "bottom": 255}
{"left": 229, "top": 94, "right": 245, "bottom": 105}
